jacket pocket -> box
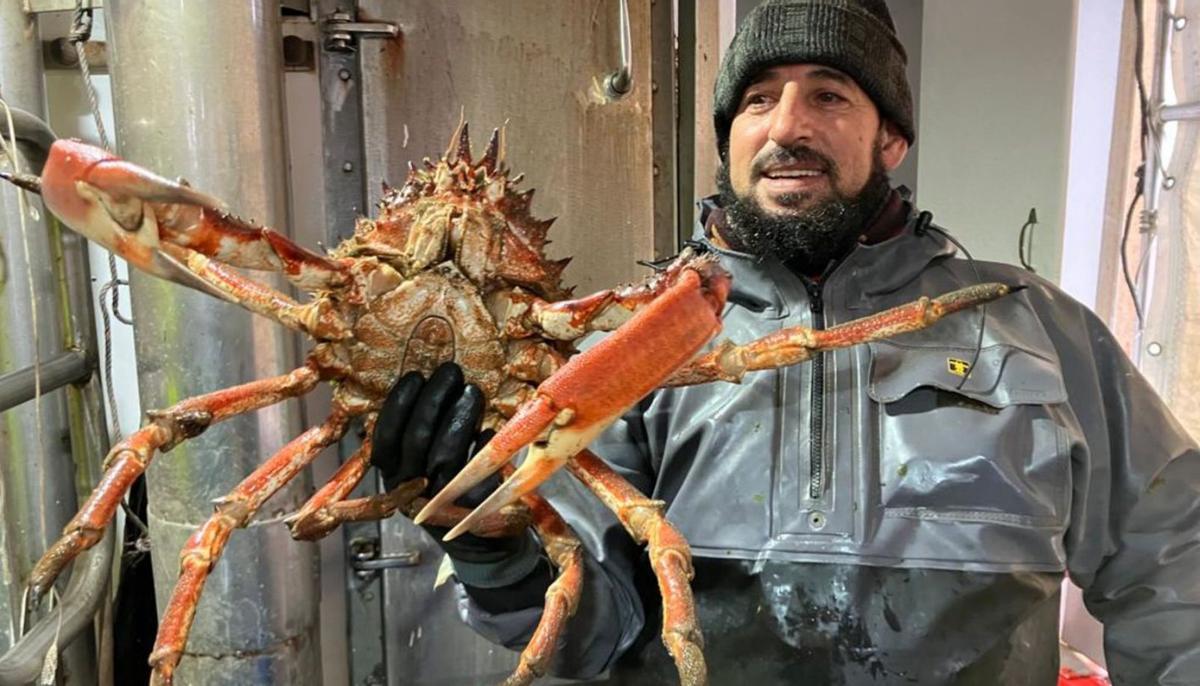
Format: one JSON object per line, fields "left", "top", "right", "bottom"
{"left": 868, "top": 340, "right": 1069, "bottom": 527}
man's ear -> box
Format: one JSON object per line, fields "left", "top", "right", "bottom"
{"left": 878, "top": 121, "right": 910, "bottom": 172}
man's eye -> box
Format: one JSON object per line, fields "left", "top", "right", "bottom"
{"left": 816, "top": 91, "right": 847, "bottom": 104}
{"left": 743, "top": 93, "right": 774, "bottom": 109}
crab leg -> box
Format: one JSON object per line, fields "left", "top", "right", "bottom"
{"left": 28, "top": 364, "right": 321, "bottom": 601}
{"left": 38, "top": 139, "right": 348, "bottom": 292}
{"left": 502, "top": 485, "right": 585, "bottom": 686}
{"left": 664, "top": 282, "right": 1014, "bottom": 387}
{"left": 568, "top": 449, "right": 705, "bottom": 686}
{"left": 291, "top": 481, "right": 534, "bottom": 540}
{"left": 285, "top": 423, "right": 533, "bottom": 540}
{"left": 31, "top": 139, "right": 351, "bottom": 338}
{"left": 414, "top": 253, "right": 732, "bottom": 537}
{"left": 159, "top": 241, "right": 350, "bottom": 340}
{"left": 149, "top": 412, "right": 351, "bottom": 685}
{"left": 495, "top": 258, "right": 709, "bottom": 341}
{"left": 284, "top": 433, "right": 380, "bottom": 540}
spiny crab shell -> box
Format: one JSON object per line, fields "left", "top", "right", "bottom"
{"left": 321, "top": 124, "right": 578, "bottom": 427}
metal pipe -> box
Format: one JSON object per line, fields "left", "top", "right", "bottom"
{"left": 603, "top": 0, "right": 633, "bottom": 98}
{"left": 1161, "top": 100, "right": 1200, "bottom": 122}
{"left": 1142, "top": 0, "right": 1174, "bottom": 216}
{"left": 1132, "top": 0, "right": 1176, "bottom": 361}
{"left": 0, "top": 3, "right": 99, "bottom": 683}
{"left": 105, "top": 2, "right": 320, "bottom": 683}
{"left": 0, "top": 349, "right": 93, "bottom": 414}
{"left": 2, "top": 106, "right": 56, "bottom": 171}
{"left": 0, "top": 525, "right": 113, "bottom": 686}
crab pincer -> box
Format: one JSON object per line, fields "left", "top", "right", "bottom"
{"left": 414, "top": 252, "right": 732, "bottom": 540}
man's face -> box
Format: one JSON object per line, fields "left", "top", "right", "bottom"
{"left": 727, "top": 64, "right": 908, "bottom": 216}
{"left": 716, "top": 64, "right": 910, "bottom": 270}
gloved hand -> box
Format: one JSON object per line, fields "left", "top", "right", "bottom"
{"left": 371, "top": 362, "right": 550, "bottom": 609}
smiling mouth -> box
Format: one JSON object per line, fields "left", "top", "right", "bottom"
{"left": 761, "top": 168, "right": 824, "bottom": 180}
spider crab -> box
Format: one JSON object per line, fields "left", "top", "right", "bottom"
{"left": 4, "top": 124, "right": 1010, "bottom": 686}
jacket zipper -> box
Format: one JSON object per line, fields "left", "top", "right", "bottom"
{"left": 805, "top": 279, "right": 825, "bottom": 500}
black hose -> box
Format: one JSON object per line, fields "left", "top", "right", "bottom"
{"left": 5, "top": 106, "right": 58, "bottom": 173}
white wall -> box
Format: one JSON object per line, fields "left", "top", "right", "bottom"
{"left": 1060, "top": 0, "right": 1124, "bottom": 308}
{"left": 916, "top": 0, "right": 1077, "bottom": 282}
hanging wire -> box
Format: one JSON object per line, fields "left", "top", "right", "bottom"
{"left": 1017, "top": 208, "right": 1038, "bottom": 272}
{"left": 70, "top": 0, "right": 128, "bottom": 441}
{"left": 1123, "top": 0, "right": 1152, "bottom": 328}
{"left": 1121, "top": 174, "right": 1148, "bottom": 327}
{"left": 35, "top": 588, "right": 64, "bottom": 685}
{"left": 97, "top": 278, "right": 128, "bottom": 445}
{"left": 914, "top": 211, "right": 991, "bottom": 391}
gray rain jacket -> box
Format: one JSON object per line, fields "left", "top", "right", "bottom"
{"left": 459, "top": 200, "right": 1200, "bottom": 685}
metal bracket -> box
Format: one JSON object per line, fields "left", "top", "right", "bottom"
{"left": 25, "top": 0, "right": 102, "bottom": 12}
{"left": 321, "top": 11, "right": 399, "bottom": 52}
{"left": 349, "top": 537, "right": 420, "bottom": 580}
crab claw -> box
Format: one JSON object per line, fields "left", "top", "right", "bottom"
{"left": 38, "top": 139, "right": 236, "bottom": 299}
{"left": 415, "top": 252, "right": 732, "bottom": 540}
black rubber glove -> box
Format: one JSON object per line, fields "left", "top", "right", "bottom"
{"left": 371, "top": 362, "right": 551, "bottom": 611}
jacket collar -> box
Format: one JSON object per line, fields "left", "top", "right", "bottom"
{"left": 692, "top": 194, "right": 958, "bottom": 316}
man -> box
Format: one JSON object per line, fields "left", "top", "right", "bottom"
{"left": 372, "top": 1, "right": 1200, "bottom": 683}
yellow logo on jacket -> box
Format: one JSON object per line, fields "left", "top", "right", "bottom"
{"left": 947, "top": 358, "right": 971, "bottom": 377}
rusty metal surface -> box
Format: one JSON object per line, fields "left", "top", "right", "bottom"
{"left": 358, "top": 0, "right": 666, "bottom": 296}
{"left": 104, "top": 1, "right": 319, "bottom": 682}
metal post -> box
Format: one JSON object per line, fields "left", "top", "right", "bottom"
{"left": 0, "top": 3, "right": 98, "bottom": 684}
{"left": 1132, "top": 0, "right": 1181, "bottom": 360}
{"left": 104, "top": 2, "right": 319, "bottom": 683}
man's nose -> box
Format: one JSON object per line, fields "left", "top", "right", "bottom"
{"left": 767, "top": 84, "right": 814, "bottom": 148}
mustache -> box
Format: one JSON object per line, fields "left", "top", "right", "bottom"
{"left": 750, "top": 145, "right": 837, "bottom": 179}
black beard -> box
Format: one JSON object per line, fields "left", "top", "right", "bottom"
{"left": 716, "top": 142, "right": 892, "bottom": 276}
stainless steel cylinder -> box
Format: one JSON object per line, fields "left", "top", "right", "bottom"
{"left": 104, "top": 2, "right": 319, "bottom": 682}
{"left": 0, "top": 4, "right": 97, "bottom": 684}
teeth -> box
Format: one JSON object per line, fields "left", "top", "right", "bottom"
{"left": 766, "top": 170, "right": 821, "bottom": 178}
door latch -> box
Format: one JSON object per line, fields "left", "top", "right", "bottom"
{"left": 322, "top": 11, "right": 400, "bottom": 52}
{"left": 349, "top": 537, "right": 420, "bottom": 580}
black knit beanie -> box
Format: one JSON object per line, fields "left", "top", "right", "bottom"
{"left": 713, "top": 0, "right": 915, "bottom": 155}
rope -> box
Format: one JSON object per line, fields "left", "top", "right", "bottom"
{"left": 70, "top": 0, "right": 127, "bottom": 440}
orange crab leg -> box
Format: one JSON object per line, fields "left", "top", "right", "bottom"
{"left": 414, "top": 253, "right": 731, "bottom": 537}
{"left": 284, "top": 434, "right": 379, "bottom": 540}
{"left": 665, "top": 282, "right": 1014, "bottom": 387}
{"left": 568, "top": 449, "right": 705, "bottom": 686}
{"left": 28, "top": 364, "right": 321, "bottom": 601}
{"left": 149, "top": 412, "right": 351, "bottom": 685}
{"left": 285, "top": 432, "right": 531, "bottom": 540}
{"left": 495, "top": 259, "right": 714, "bottom": 341}
{"left": 503, "top": 486, "right": 584, "bottom": 686}
{"left": 39, "top": 139, "right": 348, "bottom": 292}
{"left": 159, "top": 241, "right": 350, "bottom": 341}
{"left": 293, "top": 485, "right": 534, "bottom": 540}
